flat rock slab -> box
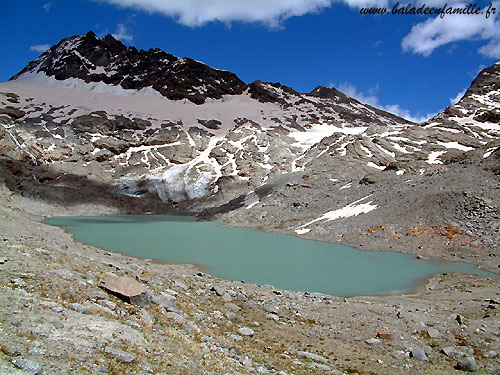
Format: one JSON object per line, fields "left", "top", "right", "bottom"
{"left": 411, "top": 347, "right": 429, "bottom": 362}
{"left": 104, "top": 347, "right": 137, "bottom": 363}
{"left": 237, "top": 327, "right": 255, "bottom": 337}
{"left": 297, "top": 350, "right": 329, "bottom": 364}
{"left": 11, "top": 358, "right": 43, "bottom": 375}
{"left": 99, "top": 275, "right": 150, "bottom": 306}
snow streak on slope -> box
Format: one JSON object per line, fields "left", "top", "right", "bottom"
{"left": 295, "top": 195, "right": 378, "bottom": 234}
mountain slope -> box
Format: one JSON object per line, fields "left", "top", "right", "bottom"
{"left": 1, "top": 32, "right": 499, "bottom": 267}
{"left": 1, "top": 32, "right": 412, "bottom": 204}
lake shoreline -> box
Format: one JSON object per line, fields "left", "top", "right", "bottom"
{"left": 2, "top": 194, "right": 500, "bottom": 374}
{"left": 44, "top": 213, "right": 498, "bottom": 299}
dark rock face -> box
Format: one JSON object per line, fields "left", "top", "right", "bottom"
{"left": 198, "top": 119, "right": 222, "bottom": 130}
{"left": 309, "top": 85, "right": 414, "bottom": 124}
{"left": 248, "top": 81, "right": 299, "bottom": 106}
{"left": 465, "top": 62, "right": 500, "bottom": 98}
{"left": 428, "top": 62, "right": 500, "bottom": 129}
{"left": 71, "top": 112, "right": 150, "bottom": 134}
{"left": 11, "top": 31, "right": 247, "bottom": 104}
{"left": 309, "top": 85, "right": 350, "bottom": 101}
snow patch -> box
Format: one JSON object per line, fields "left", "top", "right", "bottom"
{"left": 298, "top": 195, "right": 378, "bottom": 228}
{"left": 295, "top": 228, "right": 311, "bottom": 235}
{"left": 339, "top": 182, "right": 352, "bottom": 190}
{"left": 15, "top": 72, "right": 164, "bottom": 98}
{"left": 436, "top": 141, "right": 474, "bottom": 151}
{"left": 288, "top": 123, "right": 367, "bottom": 150}
{"left": 367, "top": 162, "right": 385, "bottom": 170}
{"left": 426, "top": 150, "right": 446, "bottom": 164}
{"left": 483, "top": 147, "right": 498, "bottom": 158}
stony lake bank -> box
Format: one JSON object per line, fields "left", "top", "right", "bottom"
{"left": 1, "top": 190, "right": 500, "bottom": 375}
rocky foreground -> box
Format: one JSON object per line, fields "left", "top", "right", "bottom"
{"left": 0, "top": 189, "right": 499, "bottom": 375}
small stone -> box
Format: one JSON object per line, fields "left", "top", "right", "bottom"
{"left": 1, "top": 345, "right": 14, "bottom": 357}
{"left": 376, "top": 332, "right": 393, "bottom": 340}
{"left": 222, "top": 293, "right": 233, "bottom": 302}
{"left": 462, "top": 347, "right": 474, "bottom": 356}
{"left": 266, "top": 313, "right": 279, "bottom": 321}
{"left": 263, "top": 304, "right": 279, "bottom": 314}
{"left": 53, "top": 269, "right": 74, "bottom": 280}
{"left": 141, "top": 362, "right": 154, "bottom": 373}
{"left": 212, "top": 285, "right": 225, "bottom": 296}
{"left": 484, "top": 350, "right": 498, "bottom": 358}
{"left": 390, "top": 350, "right": 409, "bottom": 359}
{"left": 29, "top": 347, "right": 46, "bottom": 356}
{"left": 427, "top": 327, "right": 440, "bottom": 338}
{"left": 166, "top": 312, "right": 186, "bottom": 324}
{"left": 174, "top": 280, "right": 187, "bottom": 289}
{"left": 68, "top": 303, "right": 92, "bottom": 315}
{"left": 237, "top": 327, "right": 255, "bottom": 336}
{"left": 240, "top": 356, "right": 252, "bottom": 367}
{"left": 11, "top": 358, "right": 43, "bottom": 375}
{"left": 224, "top": 303, "right": 241, "bottom": 312}
{"left": 87, "top": 291, "right": 108, "bottom": 300}
{"left": 104, "top": 347, "right": 137, "bottom": 363}
{"left": 139, "top": 309, "right": 154, "bottom": 326}
{"left": 297, "top": 351, "right": 328, "bottom": 364}
{"left": 159, "top": 299, "right": 182, "bottom": 314}
{"left": 124, "top": 320, "right": 141, "bottom": 329}
{"left": 98, "top": 299, "right": 116, "bottom": 310}
{"left": 164, "top": 289, "right": 178, "bottom": 297}
{"left": 83, "top": 301, "right": 115, "bottom": 317}
{"left": 10, "top": 278, "right": 26, "bottom": 287}
{"left": 411, "top": 347, "right": 429, "bottom": 362}
{"left": 365, "top": 338, "right": 382, "bottom": 345}
{"left": 442, "top": 347, "right": 456, "bottom": 357}
{"left": 455, "top": 357, "right": 479, "bottom": 372}
{"left": 310, "top": 363, "right": 331, "bottom": 371}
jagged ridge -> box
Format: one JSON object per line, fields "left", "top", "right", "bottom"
{"left": 11, "top": 31, "right": 247, "bottom": 105}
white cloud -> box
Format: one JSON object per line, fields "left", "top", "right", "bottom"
{"left": 342, "top": 0, "right": 388, "bottom": 7}
{"left": 336, "top": 82, "right": 435, "bottom": 123}
{"left": 30, "top": 44, "right": 50, "bottom": 52}
{"left": 402, "top": 2, "right": 500, "bottom": 58}
{"left": 43, "top": 2, "right": 54, "bottom": 12}
{"left": 112, "top": 24, "right": 133, "bottom": 41}
{"left": 98, "top": 0, "right": 336, "bottom": 27}
{"left": 449, "top": 88, "right": 466, "bottom": 104}
{"left": 478, "top": 38, "right": 500, "bottom": 58}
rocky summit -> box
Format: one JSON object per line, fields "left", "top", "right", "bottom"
{"left": 0, "top": 32, "right": 499, "bottom": 374}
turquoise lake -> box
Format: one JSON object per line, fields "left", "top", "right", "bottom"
{"left": 44, "top": 215, "right": 498, "bottom": 296}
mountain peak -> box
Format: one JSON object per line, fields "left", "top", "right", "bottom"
{"left": 309, "top": 85, "right": 350, "bottom": 101}
{"left": 10, "top": 31, "right": 247, "bottom": 104}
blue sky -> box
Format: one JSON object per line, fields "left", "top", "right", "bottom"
{"left": 1, "top": 0, "right": 499, "bottom": 122}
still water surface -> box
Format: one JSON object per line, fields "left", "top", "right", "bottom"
{"left": 44, "top": 215, "right": 497, "bottom": 296}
